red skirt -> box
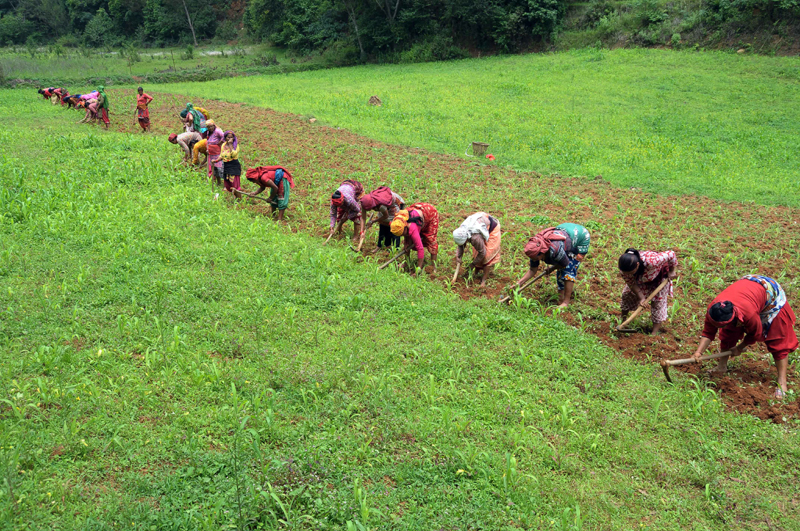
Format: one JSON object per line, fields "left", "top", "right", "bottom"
{"left": 100, "top": 108, "right": 110, "bottom": 125}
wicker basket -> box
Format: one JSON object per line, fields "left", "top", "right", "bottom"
{"left": 465, "top": 141, "right": 489, "bottom": 157}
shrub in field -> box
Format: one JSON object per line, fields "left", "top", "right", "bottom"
{"left": 182, "top": 44, "right": 195, "bottom": 60}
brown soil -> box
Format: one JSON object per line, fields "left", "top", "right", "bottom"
{"left": 100, "top": 89, "right": 800, "bottom": 423}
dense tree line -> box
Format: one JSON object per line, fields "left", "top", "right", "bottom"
{"left": 0, "top": 0, "right": 565, "bottom": 54}
{"left": 1, "top": 0, "right": 797, "bottom": 57}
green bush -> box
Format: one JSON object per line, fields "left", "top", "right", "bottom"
{"left": 182, "top": 44, "right": 194, "bottom": 60}
{"left": 399, "top": 36, "right": 469, "bottom": 64}
{"left": 320, "top": 40, "right": 360, "bottom": 66}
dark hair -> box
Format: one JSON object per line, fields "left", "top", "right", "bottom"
{"left": 331, "top": 191, "right": 342, "bottom": 200}
{"left": 137, "top": 86, "right": 143, "bottom": 91}
{"left": 709, "top": 301, "right": 735, "bottom": 324}
{"left": 618, "top": 248, "right": 642, "bottom": 276}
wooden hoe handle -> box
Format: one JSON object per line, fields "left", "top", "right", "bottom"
{"left": 616, "top": 278, "right": 671, "bottom": 331}
{"left": 379, "top": 249, "right": 409, "bottom": 270}
{"left": 659, "top": 349, "right": 738, "bottom": 383}
{"left": 498, "top": 270, "right": 547, "bottom": 304}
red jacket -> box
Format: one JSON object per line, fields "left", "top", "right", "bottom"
{"left": 702, "top": 279, "right": 766, "bottom": 348}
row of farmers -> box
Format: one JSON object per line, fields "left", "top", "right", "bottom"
{"left": 38, "top": 88, "right": 799, "bottom": 399}
{"left": 39, "top": 85, "right": 153, "bottom": 131}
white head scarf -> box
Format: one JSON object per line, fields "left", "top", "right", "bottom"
{"left": 452, "top": 212, "right": 490, "bottom": 246}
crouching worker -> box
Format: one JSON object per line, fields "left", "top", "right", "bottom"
{"left": 391, "top": 202, "right": 440, "bottom": 277}
{"left": 452, "top": 212, "right": 501, "bottom": 287}
{"left": 169, "top": 131, "right": 202, "bottom": 163}
{"left": 329, "top": 179, "right": 364, "bottom": 243}
{"left": 359, "top": 186, "right": 405, "bottom": 249}
{"left": 694, "top": 275, "right": 798, "bottom": 398}
{"left": 618, "top": 248, "right": 677, "bottom": 335}
{"left": 517, "top": 223, "right": 590, "bottom": 308}
{"left": 245, "top": 166, "right": 295, "bottom": 221}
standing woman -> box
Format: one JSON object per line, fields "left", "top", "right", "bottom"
{"left": 205, "top": 120, "right": 225, "bottom": 187}
{"left": 452, "top": 212, "right": 501, "bottom": 287}
{"left": 618, "top": 248, "right": 678, "bottom": 334}
{"left": 217, "top": 131, "right": 242, "bottom": 193}
{"left": 329, "top": 179, "right": 364, "bottom": 243}
{"left": 96, "top": 86, "right": 110, "bottom": 129}
{"left": 390, "top": 202, "right": 440, "bottom": 276}
{"left": 359, "top": 186, "right": 405, "bottom": 249}
{"left": 244, "top": 166, "right": 295, "bottom": 221}
{"left": 135, "top": 87, "right": 153, "bottom": 133}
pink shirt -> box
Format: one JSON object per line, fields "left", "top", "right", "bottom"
{"left": 407, "top": 209, "right": 425, "bottom": 261}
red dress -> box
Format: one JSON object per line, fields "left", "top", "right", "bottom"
{"left": 137, "top": 93, "right": 153, "bottom": 129}
{"left": 702, "top": 279, "right": 798, "bottom": 360}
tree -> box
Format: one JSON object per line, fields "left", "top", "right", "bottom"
{"left": 180, "top": 0, "right": 197, "bottom": 45}
{"left": 83, "top": 7, "right": 115, "bottom": 45}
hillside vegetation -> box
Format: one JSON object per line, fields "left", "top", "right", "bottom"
{"left": 2, "top": 90, "right": 800, "bottom": 529}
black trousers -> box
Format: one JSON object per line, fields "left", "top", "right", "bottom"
{"left": 378, "top": 223, "right": 400, "bottom": 248}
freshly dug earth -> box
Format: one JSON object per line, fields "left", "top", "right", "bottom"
{"left": 105, "top": 89, "right": 800, "bottom": 423}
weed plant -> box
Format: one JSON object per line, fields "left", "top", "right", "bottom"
{"left": 1, "top": 91, "right": 800, "bottom": 529}
{"left": 166, "top": 48, "right": 800, "bottom": 207}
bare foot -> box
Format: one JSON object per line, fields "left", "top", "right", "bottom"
{"left": 707, "top": 366, "right": 728, "bottom": 376}
{"left": 557, "top": 302, "right": 570, "bottom": 309}
{"left": 774, "top": 389, "right": 786, "bottom": 400}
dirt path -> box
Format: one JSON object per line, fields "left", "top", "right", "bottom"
{"left": 105, "top": 89, "right": 800, "bottom": 423}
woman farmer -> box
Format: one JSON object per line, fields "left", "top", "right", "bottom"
{"left": 693, "top": 275, "right": 798, "bottom": 398}
{"left": 453, "top": 212, "right": 501, "bottom": 287}
{"left": 390, "top": 202, "right": 440, "bottom": 276}
{"left": 134, "top": 87, "right": 153, "bottom": 133}
{"left": 245, "top": 166, "right": 295, "bottom": 221}
{"left": 205, "top": 120, "right": 225, "bottom": 186}
{"left": 168, "top": 131, "right": 202, "bottom": 163}
{"left": 214, "top": 131, "right": 242, "bottom": 193}
{"left": 192, "top": 138, "right": 208, "bottom": 166}
{"left": 329, "top": 179, "right": 364, "bottom": 243}
{"left": 359, "top": 186, "right": 405, "bottom": 249}
{"left": 618, "top": 248, "right": 678, "bottom": 334}
{"left": 181, "top": 103, "right": 206, "bottom": 133}
{"left": 96, "top": 86, "right": 110, "bottom": 129}
{"left": 516, "top": 223, "right": 590, "bottom": 308}
{"left": 78, "top": 96, "right": 99, "bottom": 124}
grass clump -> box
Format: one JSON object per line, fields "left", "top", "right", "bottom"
{"left": 1, "top": 90, "right": 800, "bottom": 529}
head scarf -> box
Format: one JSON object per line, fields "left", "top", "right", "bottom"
{"left": 360, "top": 194, "right": 377, "bottom": 210}
{"left": 331, "top": 191, "right": 344, "bottom": 207}
{"left": 523, "top": 227, "right": 566, "bottom": 259}
{"left": 618, "top": 248, "right": 643, "bottom": 276}
{"left": 222, "top": 130, "right": 238, "bottom": 150}
{"left": 453, "top": 212, "right": 490, "bottom": 246}
{"left": 97, "top": 86, "right": 109, "bottom": 109}
{"left": 205, "top": 119, "right": 215, "bottom": 127}
{"left": 708, "top": 301, "right": 736, "bottom": 327}
{"left": 168, "top": 133, "right": 178, "bottom": 142}
{"left": 391, "top": 210, "right": 410, "bottom": 236}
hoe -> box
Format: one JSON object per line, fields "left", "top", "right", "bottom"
{"left": 615, "top": 278, "right": 670, "bottom": 333}
{"left": 659, "top": 349, "right": 740, "bottom": 383}
{"left": 498, "top": 266, "right": 555, "bottom": 304}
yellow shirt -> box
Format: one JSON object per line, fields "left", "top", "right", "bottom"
{"left": 220, "top": 144, "right": 239, "bottom": 162}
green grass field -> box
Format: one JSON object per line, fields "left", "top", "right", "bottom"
{"left": 164, "top": 48, "right": 800, "bottom": 207}
{"left": 2, "top": 90, "right": 800, "bottom": 529}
